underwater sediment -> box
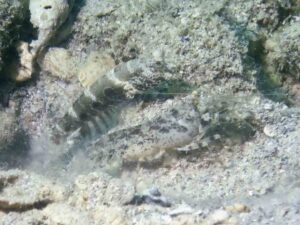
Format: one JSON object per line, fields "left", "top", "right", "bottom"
{"left": 0, "top": 0, "right": 300, "bottom": 224}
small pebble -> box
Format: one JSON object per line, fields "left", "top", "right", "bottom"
{"left": 263, "top": 125, "right": 277, "bottom": 137}
{"left": 225, "top": 203, "right": 250, "bottom": 213}
{"left": 169, "top": 204, "right": 194, "bottom": 217}
{"left": 264, "top": 103, "right": 273, "bottom": 111}
{"left": 208, "top": 209, "right": 229, "bottom": 224}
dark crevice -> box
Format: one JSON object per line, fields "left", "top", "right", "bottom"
{"left": 0, "top": 200, "right": 52, "bottom": 213}
{"left": 0, "top": 3, "right": 36, "bottom": 76}
{"left": 0, "top": 79, "right": 15, "bottom": 107}
{"left": 50, "top": 0, "right": 87, "bottom": 47}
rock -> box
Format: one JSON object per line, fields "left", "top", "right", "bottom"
{"left": 78, "top": 52, "right": 116, "bottom": 88}
{"left": 69, "top": 172, "right": 135, "bottom": 209}
{"left": 206, "top": 209, "right": 230, "bottom": 225}
{"left": 38, "top": 47, "right": 78, "bottom": 81}
{"left": 0, "top": 204, "right": 93, "bottom": 225}
{"left": 29, "top": 0, "right": 73, "bottom": 55}
{"left": 0, "top": 170, "right": 65, "bottom": 212}
{"left": 169, "top": 204, "right": 194, "bottom": 217}
{"left": 9, "top": 41, "right": 34, "bottom": 82}
{"left": 263, "top": 124, "right": 277, "bottom": 137}
{"left": 263, "top": 103, "right": 274, "bottom": 111}
{"left": 129, "top": 187, "right": 172, "bottom": 207}
{"left": 0, "top": 0, "right": 29, "bottom": 74}
{"left": 74, "top": 0, "right": 246, "bottom": 85}
{"left": 169, "top": 215, "right": 201, "bottom": 225}
{"left": 3, "top": 0, "right": 74, "bottom": 82}
{"left": 43, "top": 203, "right": 93, "bottom": 225}
{"left": 264, "top": 21, "right": 300, "bottom": 85}
{"left": 176, "top": 142, "right": 199, "bottom": 153}
{"left": 225, "top": 203, "right": 250, "bottom": 213}
{"left": 169, "top": 208, "right": 238, "bottom": 225}
{"left": 93, "top": 206, "right": 128, "bottom": 225}
{"left": 1, "top": 0, "right": 74, "bottom": 82}
{"left": 0, "top": 210, "right": 46, "bottom": 225}
{"left": 291, "top": 83, "right": 300, "bottom": 103}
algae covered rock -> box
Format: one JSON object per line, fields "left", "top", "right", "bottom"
{"left": 0, "top": 0, "right": 29, "bottom": 74}
{"left": 72, "top": 0, "right": 247, "bottom": 85}
{"left": 264, "top": 20, "right": 300, "bottom": 83}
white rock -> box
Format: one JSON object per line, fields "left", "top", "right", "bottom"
{"left": 8, "top": 41, "right": 34, "bottom": 82}
{"left": 207, "top": 209, "right": 230, "bottom": 224}
{"left": 29, "top": 0, "right": 72, "bottom": 55}
{"left": 169, "top": 204, "right": 194, "bottom": 217}
{"left": 263, "top": 125, "right": 277, "bottom": 137}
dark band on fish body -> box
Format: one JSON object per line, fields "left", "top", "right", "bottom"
{"left": 53, "top": 59, "right": 148, "bottom": 142}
